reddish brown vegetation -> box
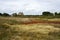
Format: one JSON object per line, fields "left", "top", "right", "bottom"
{"left": 22, "top": 20, "right": 60, "bottom": 24}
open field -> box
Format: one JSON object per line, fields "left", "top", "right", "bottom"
{"left": 0, "top": 17, "right": 60, "bottom": 40}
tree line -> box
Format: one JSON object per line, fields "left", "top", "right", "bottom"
{"left": 0, "top": 11, "right": 60, "bottom": 18}
{"left": 42, "top": 11, "right": 60, "bottom": 18}
{"left": 0, "top": 12, "right": 24, "bottom": 17}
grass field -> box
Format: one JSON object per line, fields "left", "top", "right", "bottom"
{"left": 0, "top": 17, "right": 60, "bottom": 40}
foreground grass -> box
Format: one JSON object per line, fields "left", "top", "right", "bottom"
{"left": 0, "top": 23, "right": 60, "bottom": 40}
{"left": 0, "top": 17, "right": 60, "bottom": 40}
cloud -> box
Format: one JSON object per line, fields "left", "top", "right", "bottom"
{"left": 0, "top": 0, "right": 60, "bottom": 15}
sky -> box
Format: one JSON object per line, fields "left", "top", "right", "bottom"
{"left": 0, "top": 0, "right": 60, "bottom": 15}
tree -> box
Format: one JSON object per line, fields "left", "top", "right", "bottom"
{"left": 42, "top": 11, "right": 53, "bottom": 16}
{"left": 12, "top": 13, "right": 17, "bottom": 17}
{"left": 54, "top": 12, "right": 60, "bottom": 18}
{"left": 18, "top": 12, "right": 24, "bottom": 16}
{"left": 55, "top": 12, "right": 58, "bottom": 16}
{"left": 17, "top": 12, "right": 24, "bottom": 17}
{"left": 2, "top": 13, "right": 10, "bottom": 16}
{"left": 0, "top": 13, "right": 2, "bottom": 16}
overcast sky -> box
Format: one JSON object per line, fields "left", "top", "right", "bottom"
{"left": 0, "top": 0, "right": 60, "bottom": 15}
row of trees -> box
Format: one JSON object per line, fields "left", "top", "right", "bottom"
{"left": 0, "top": 11, "right": 60, "bottom": 18}
{"left": 42, "top": 12, "right": 60, "bottom": 16}
{"left": 42, "top": 12, "right": 60, "bottom": 18}
{"left": 0, "top": 12, "right": 24, "bottom": 17}
{"left": 0, "top": 13, "right": 10, "bottom": 16}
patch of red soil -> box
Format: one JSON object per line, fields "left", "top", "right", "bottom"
{"left": 22, "top": 20, "right": 60, "bottom": 24}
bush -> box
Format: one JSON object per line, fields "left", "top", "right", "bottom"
{"left": 2, "top": 13, "right": 10, "bottom": 16}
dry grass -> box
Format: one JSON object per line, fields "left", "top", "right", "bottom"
{"left": 0, "top": 17, "right": 60, "bottom": 40}
{"left": 0, "top": 23, "right": 60, "bottom": 40}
